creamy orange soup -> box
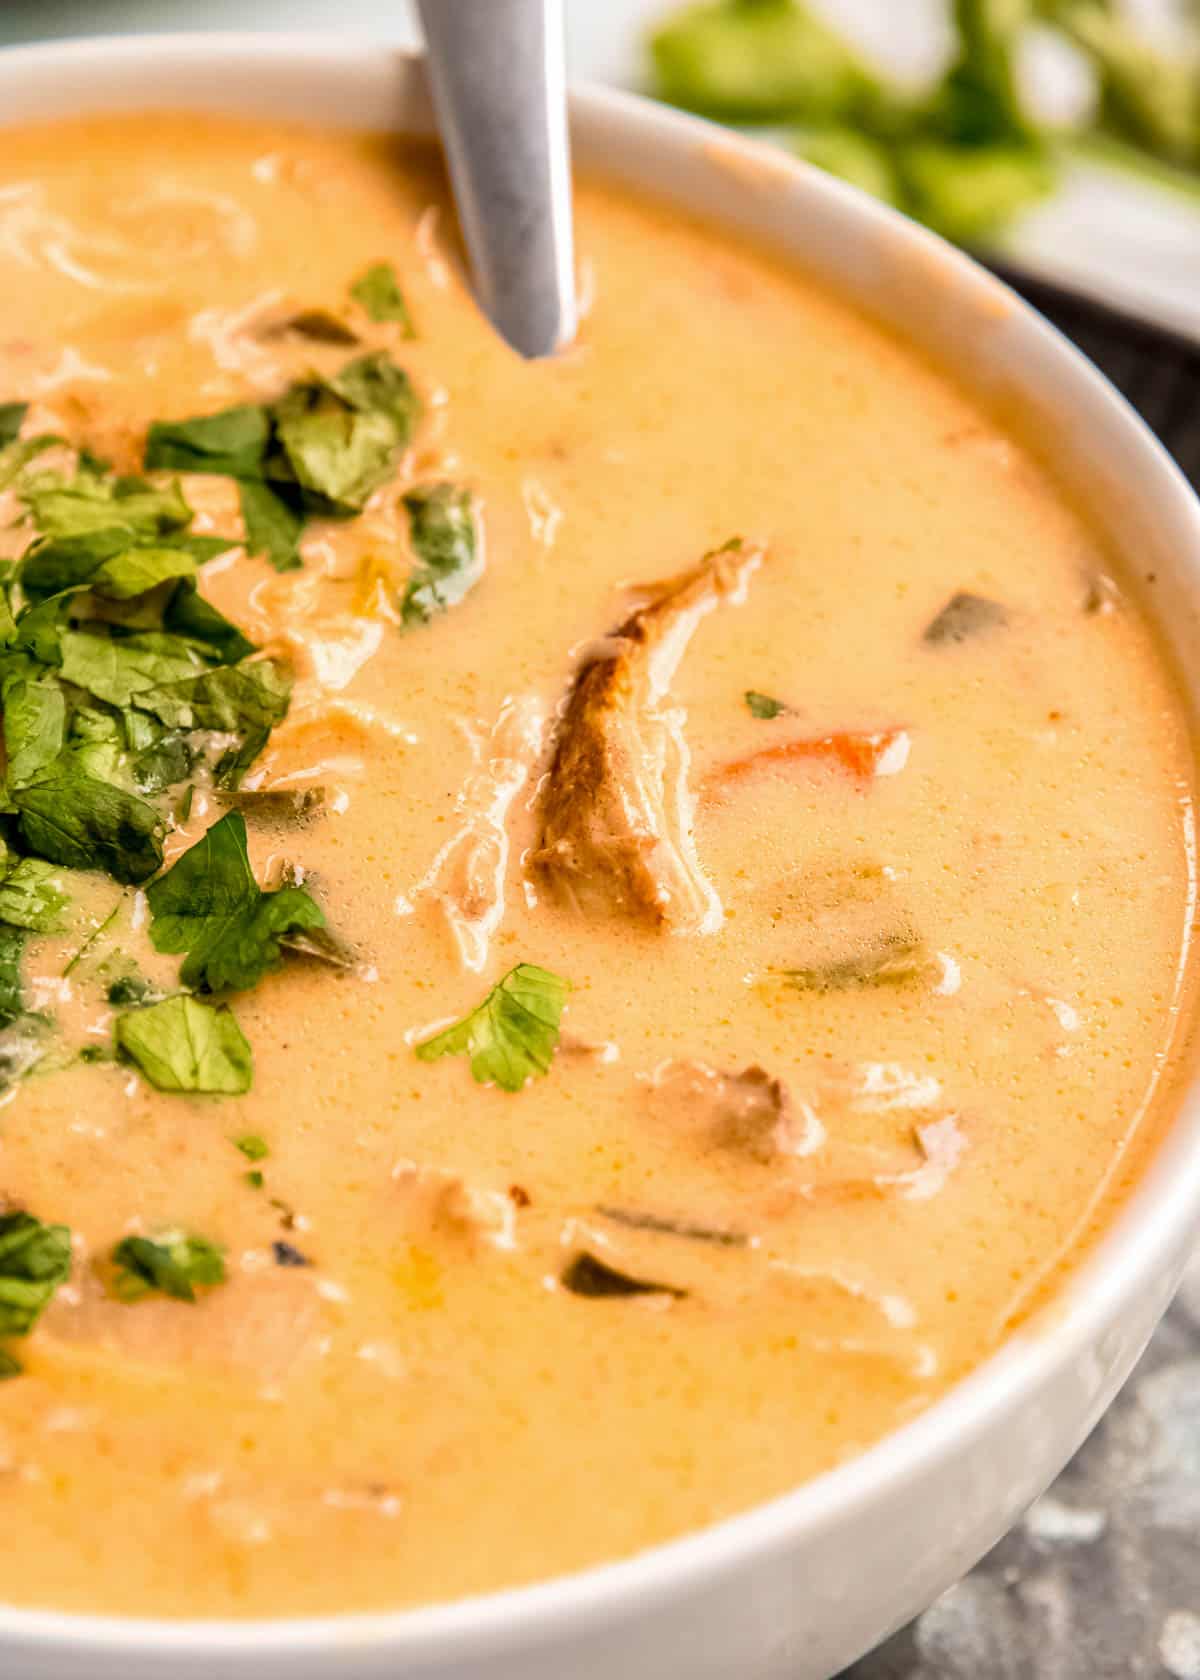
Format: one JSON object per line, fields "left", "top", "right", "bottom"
{"left": 0, "top": 114, "right": 1192, "bottom": 1619}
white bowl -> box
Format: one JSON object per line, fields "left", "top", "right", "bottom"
{"left": 4, "top": 33, "right": 1200, "bottom": 1680}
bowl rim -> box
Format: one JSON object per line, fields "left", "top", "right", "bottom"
{"left": 2, "top": 28, "right": 1199, "bottom": 1663}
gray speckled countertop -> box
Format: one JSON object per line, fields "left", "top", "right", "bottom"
{"left": 843, "top": 1240, "right": 1200, "bottom": 1680}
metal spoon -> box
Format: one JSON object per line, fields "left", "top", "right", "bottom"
{"left": 416, "top": 0, "right": 576, "bottom": 359}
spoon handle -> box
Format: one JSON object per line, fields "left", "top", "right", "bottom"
{"left": 416, "top": 0, "right": 576, "bottom": 359}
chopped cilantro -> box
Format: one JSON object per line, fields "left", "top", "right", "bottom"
{"left": 2, "top": 671, "right": 68, "bottom": 786}
{"left": 0, "top": 1019, "right": 47, "bottom": 1091}
{"left": 234, "top": 1133, "right": 269, "bottom": 1162}
{"left": 50, "top": 627, "right": 291, "bottom": 793}
{"left": 238, "top": 479, "right": 303, "bottom": 574}
{"left": 57, "top": 627, "right": 209, "bottom": 711}
{"left": 0, "top": 927, "right": 28, "bottom": 1029}
{"left": 0, "top": 836, "right": 68, "bottom": 1025}
{"left": 245, "top": 1170, "right": 264, "bottom": 1190}
{"left": 13, "top": 767, "right": 165, "bottom": 884}
{"left": 104, "top": 970, "right": 163, "bottom": 1008}
{"left": 163, "top": 579, "right": 256, "bottom": 664}
{"left": 143, "top": 351, "right": 422, "bottom": 566}
{"left": 0, "top": 403, "right": 27, "bottom": 447}
{"left": 115, "top": 994, "right": 253, "bottom": 1095}
{"left": 415, "top": 963, "right": 569, "bottom": 1092}
{"left": 21, "top": 466, "right": 191, "bottom": 547}
{"left": 401, "top": 484, "right": 482, "bottom": 627}
{"left": 146, "top": 811, "right": 325, "bottom": 993}
{"left": 88, "top": 544, "right": 200, "bottom": 601}
{"left": 0, "top": 441, "right": 282, "bottom": 900}
{"left": 111, "top": 1230, "right": 225, "bottom": 1303}
{"left": 0, "top": 1210, "right": 72, "bottom": 1336}
{"left": 744, "top": 690, "right": 787, "bottom": 719}
{"left": 350, "top": 262, "right": 416, "bottom": 335}
{"left": 144, "top": 404, "right": 271, "bottom": 479}
{"left": 0, "top": 845, "right": 68, "bottom": 933}
{"left": 272, "top": 352, "right": 420, "bottom": 516}
{"left": 0, "top": 435, "right": 60, "bottom": 494}
{"left": 923, "top": 591, "right": 1008, "bottom": 646}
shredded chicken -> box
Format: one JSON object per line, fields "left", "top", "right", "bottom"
{"left": 391, "top": 1161, "right": 520, "bottom": 1252}
{"left": 39, "top": 1265, "right": 331, "bottom": 1387}
{"left": 647, "top": 1058, "right": 801, "bottom": 1163}
{"left": 532, "top": 540, "right": 762, "bottom": 931}
{"left": 403, "top": 695, "right": 546, "bottom": 971}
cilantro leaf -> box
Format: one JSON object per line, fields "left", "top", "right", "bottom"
{"left": 745, "top": 690, "right": 787, "bottom": 719}
{"left": 11, "top": 589, "right": 76, "bottom": 666}
{"left": 0, "top": 1018, "right": 46, "bottom": 1092}
{"left": 162, "top": 581, "right": 256, "bottom": 665}
{"left": 1, "top": 670, "right": 67, "bottom": 787}
{"left": 0, "top": 1210, "right": 72, "bottom": 1336}
{"left": 62, "top": 706, "right": 124, "bottom": 782}
{"left": 14, "top": 766, "right": 165, "bottom": 883}
{"left": 58, "top": 628, "right": 210, "bottom": 710}
{"left": 105, "top": 967, "right": 164, "bottom": 1007}
{"left": 144, "top": 404, "right": 271, "bottom": 478}
{"left": 22, "top": 468, "right": 191, "bottom": 542}
{"left": 0, "top": 926, "right": 27, "bottom": 1027}
{"left": 415, "top": 963, "right": 569, "bottom": 1092}
{"left": 115, "top": 994, "right": 253, "bottom": 1094}
{"left": 401, "top": 484, "right": 482, "bottom": 626}
{"left": 326, "top": 351, "right": 420, "bottom": 438}
{"left": 23, "top": 524, "right": 233, "bottom": 605}
{"left": 238, "top": 479, "right": 303, "bottom": 573}
{"left": 19, "top": 471, "right": 194, "bottom": 608}
{"left": 89, "top": 544, "right": 199, "bottom": 601}
{"left": 137, "top": 653, "right": 289, "bottom": 730}
{"left": 146, "top": 810, "right": 324, "bottom": 992}
{"left": 127, "top": 725, "right": 196, "bottom": 795}
{"left": 233, "top": 1133, "right": 268, "bottom": 1161}
{"left": 0, "top": 434, "right": 61, "bottom": 494}
{"left": 259, "top": 308, "right": 359, "bottom": 346}
{"left": 0, "top": 840, "right": 68, "bottom": 932}
{"left": 270, "top": 353, "right": 419, "bottom": 516}
{"left": 0, "top": 403, "right": 27, "bottom": 447}
{"left": 111, "top": 1230, "right": 225, "bottom": 1302}
{"left": 143, "top": 354, "right": 421, "bottom": 558}
{"left": 270, "top": 398, "right": 397, "bottom": 515}
{"left": 19, "top": 530, "right": 130, "bottom": 600}
{"left": 136, "top": 658, "right": 292, "bottom": 787}
{"left": 350, "top": 262, "right": 416, "bottom": 335}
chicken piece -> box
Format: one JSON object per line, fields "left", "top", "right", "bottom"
{"left": 647, "top": 1058, "right": 803, "bottom": 1164}
{"left": 532, "top": 539, "right": 762, "bottom": 931}
{"left": 391, "top": 1161, "right": 520, "bottom": 1252}
{"left": 405, "top": 695, "right": 546, "bottom": 971}
{"left": 38, "top": 1264, "right": 331, "bottom": 1388}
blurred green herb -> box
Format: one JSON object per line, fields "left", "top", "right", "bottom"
{"left": 648, "top": 0, "right": 1200, "bottom": 246}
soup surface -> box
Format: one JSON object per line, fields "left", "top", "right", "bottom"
{"left": 0, "top": 114, "right": 1193, "bottom": 1620}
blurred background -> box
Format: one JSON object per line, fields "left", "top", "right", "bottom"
{"left": 4, "top": 0, "right": 1200, "bottom": 338}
